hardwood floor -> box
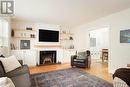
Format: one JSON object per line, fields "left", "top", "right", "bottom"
{"left": 29, "top": 59, "right": 113, "bottom": 83}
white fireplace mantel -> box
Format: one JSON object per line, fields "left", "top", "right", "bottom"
{"left": 11, "top": 48, "right": 75, "bottom": 66}
{"left": 37, "top": 47, "right": 63, "bottom": 65}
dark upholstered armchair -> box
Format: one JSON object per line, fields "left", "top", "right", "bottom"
{"left": 71, "top": 50, "right": 91, "bottom": 68}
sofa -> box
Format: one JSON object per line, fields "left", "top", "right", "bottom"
{"left": 113, "top": 68, "right": 130, "bottom": 87}
{"left": 71, "top": 50, "right": 91, "bottom": 68}
{"left": 0, "top": 60, "right": 31, "bottom": 87}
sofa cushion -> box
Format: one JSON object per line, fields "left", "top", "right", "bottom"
{"left": 6, "top": 65, "right": 31, "bottom": 87}
{"left": 6, "top": 65, "right": 29, "bottom": 77}
{"left": 0, "top": 61, "right": 5, "bottom": 77}
{"left": 74, "top": 59, "right": 85, "bottom": 62}
{"left": 0, "top": 55, "right": 21, "bottom": 73}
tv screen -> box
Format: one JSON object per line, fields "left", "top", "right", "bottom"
{"left": 39, "top": 29, "right": 59, "bottom": 42}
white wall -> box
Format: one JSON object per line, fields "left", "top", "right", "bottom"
{"left": 72, "top": 28, "right": 89, "bottom": 51}
{"left": 72, "top": 8, "right": 130, "bottom": 73}
{"left": 90, "top": 28, "right": 109, "bottom": 49}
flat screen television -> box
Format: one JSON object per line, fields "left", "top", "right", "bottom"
{"left": 39, "top": 29, "right": 59, "bottom": 42}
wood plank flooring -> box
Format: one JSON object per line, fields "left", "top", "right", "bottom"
{"left": 29, "top": 59, "right": 113, "bottom": 83}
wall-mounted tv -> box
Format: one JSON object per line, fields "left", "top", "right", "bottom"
{"left": 120, "top": 29, "right": 130, "bottom": 43}
{"left": 39, "top": 29, "right": 59, "bottom": 42}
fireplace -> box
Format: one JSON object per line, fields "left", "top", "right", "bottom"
{"left": 40, "top": 51, "right": 56, "bottom": 65}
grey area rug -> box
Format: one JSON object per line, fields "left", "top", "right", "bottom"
{"left": 31, "top": 68, "right": 113, "bottom": 87}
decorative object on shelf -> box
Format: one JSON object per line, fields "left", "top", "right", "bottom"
{"left": 62, "top": 30, "right": 66, "bottom": 34}
{"left": 24, "top": 33, "right": 26, "bottom": 37}
{"left": 13, "top": 29, "right": 36, "bottom": 38}
{"left": 20, "top": 33, "right": 26, "bottom": 37}
{"left": 120, "top": 29, "right": 130, "bottom": 43}
{"left": 20, "top": 40, "right": 30, "bottom": 49}
{"left": 30, "top": 34, "right": 33, "bottom": 38}
{"left": 0, "top": 46, "right": 6, "bottom": 57}
{"left": 11, "top": 29, "right": 14, "bottom": 37}
{"left": 60, "top": 30, "right": 74, "bottom": 49}
{"left": 76, "top": 50, "right": 78, "bottom": 55}
{"left": 69, "top": 36, "right": 73, "bottom": 40}
{"left": 30, "top": 34, "right": 35, "bottom": 38}
{"left": 69, "top": 45, "right": 74, "bottom": 49}
{"left": 26, "top": 27, "right": 32, "bottom": 30}
{"left": 0, "top": 55, "right": 5, "bottom": 58}
{"left": 10, "top": 43, "right": 16, "bottom": 50}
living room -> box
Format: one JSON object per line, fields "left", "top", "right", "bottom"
{"left": 0, "top": 0, "right": 130, "bottom": 87}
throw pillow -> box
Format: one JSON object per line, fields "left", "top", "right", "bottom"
{"left": 0, "top": 55, "right": 21, "bottom": 73}
{"left": 77, "top": 52, "right": 86, "bottom": 59}
{"left": 0, "top": 77, "right": 15, "bottom": 87}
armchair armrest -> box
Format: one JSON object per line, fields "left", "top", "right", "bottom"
{"left": 71, "top": 55, "right": 77, "bottom": 59}
{"left": 71, "top": 55, "right": 77, "bottom": 66}
{"left": 84, "top": 56, "right": 91, "bottom": 68}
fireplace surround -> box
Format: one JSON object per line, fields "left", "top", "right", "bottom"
{"left": 40, "top": 51, "right": 56, "bottom": 65}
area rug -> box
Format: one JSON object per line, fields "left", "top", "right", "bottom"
{"left": 31, "top": 68, "right": 113, "bottom": 87}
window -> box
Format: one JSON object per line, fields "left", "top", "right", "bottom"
{"left": 0, "top": 19, "right": 9, "bottom": 47}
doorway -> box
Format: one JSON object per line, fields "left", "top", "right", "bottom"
{"left": 89, "top": 27, "right": 109, "bottom": 64}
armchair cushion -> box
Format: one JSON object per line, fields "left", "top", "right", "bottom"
{"left": 5, "top": 65, "right": 29, "bottom": 78}
{"left": 77, "top": 52, "right": 87, "bottom": 59}
{"left": 74, "top": 59, "right": 85, "bottom": 62}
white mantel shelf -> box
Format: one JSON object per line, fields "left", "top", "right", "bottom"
{"left": 34, "top": 45, "right": 62, "bottom": 48}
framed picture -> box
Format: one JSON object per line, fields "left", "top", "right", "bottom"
{"left": 120, "top": 29, "right": 130, "bottom": 43}
{"left": 20, "top": 40, "right": 30, "bottom": 49}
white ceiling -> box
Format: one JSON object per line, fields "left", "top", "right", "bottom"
{"left": 13, "top": 0, "right": 130, "bottom": 27}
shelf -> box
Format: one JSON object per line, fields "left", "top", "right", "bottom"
{"left": 34, "top": 45, "right": 62, "bottom": 48}
{"left": 13, "top": 37, "right": 35, "bottom": 39}
{"left": 13, "top": 29, "right": 36, "bottom": 32}
{"left": 60, "top": 39, "right": 73, "bottom": 41}
{"left": 60, "top": 33, "right": 73, "bottom": 35}
{"left": 12, "top": 29, "right": 36, "bottom": 39}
